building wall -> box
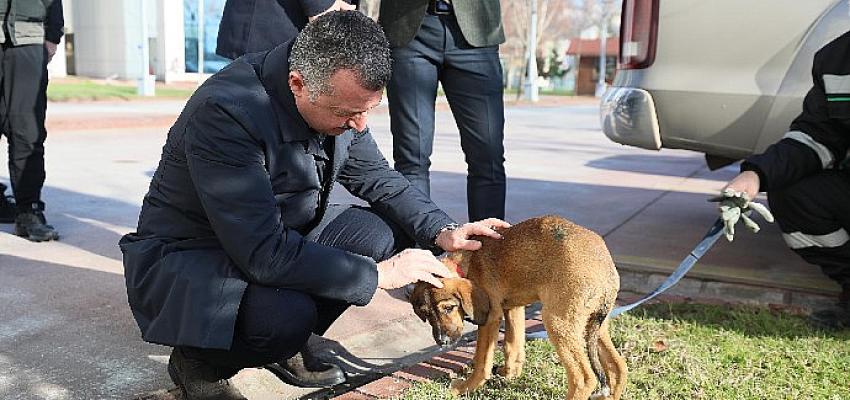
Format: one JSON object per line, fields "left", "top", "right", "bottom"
{"left": 72, "top": 0, "right": 168, "bottom": 80}
{"left": 156, "top": 0, "right": 186, "bottom": 82}
{"left": 74, "top": 0, "right": 137, "bottom": 79}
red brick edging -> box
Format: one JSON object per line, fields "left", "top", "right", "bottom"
{"left": 330, "top": 320, "right": 547, "bottom": 399}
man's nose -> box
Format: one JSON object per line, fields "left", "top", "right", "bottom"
{"left": 347, "top": 112, "right": 368, "bottom": 132}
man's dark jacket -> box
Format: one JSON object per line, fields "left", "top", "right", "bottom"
{"left": 0, "top": 0, "right": 64, "bottom": 45}
{"left": 378, "top": 0, "right": 504, "bottom": 48}
{"left": 120, "top": 41, "right": 454, "bottom": 350}
{"left": 742, "top": 30, "right": 850, "bottom": 190}
{"left": 217, "top": 0, "right": 358, "bottom": 59}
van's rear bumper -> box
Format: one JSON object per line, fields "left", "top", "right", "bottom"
{"left": 600, "top": 87, "right": 662, "bottom": 150}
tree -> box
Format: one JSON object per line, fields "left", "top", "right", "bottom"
{"left": 500, "top": 0, "right": 579, "bottom": 93}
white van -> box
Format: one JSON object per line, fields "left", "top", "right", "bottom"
{"left": 600, "top": 0, "right": 849, "bottom": 168}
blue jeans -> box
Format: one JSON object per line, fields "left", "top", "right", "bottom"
{"left": 182, "top": 205, "right": 414, "bottom": 371}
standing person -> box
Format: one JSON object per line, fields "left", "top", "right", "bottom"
{"left": 719, "top": 30, "right": 850, "bottom": 329}
{"left": 120, "top": 12, "right": 509, "bottom": 399}
{"left": 216, "top": 0, "right": 357, "bottom": 60}
{"left": 379, "top": 0, "right": 507, "bottom": 221}
{"left": 0, "top": 0, "right": 62, "bottom": 241}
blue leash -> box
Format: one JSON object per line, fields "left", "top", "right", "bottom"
{"left": 607, "top": 217, "right": 725, "bottom": 318}
{"left": 527, "top": 218, "right": 725, "bottom": 340}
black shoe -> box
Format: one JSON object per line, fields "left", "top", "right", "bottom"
{"left": 14, "top": 208, "right": 59, "bottom": 242}
{"left": 266, "top": 350, "right": 346, "bottom": 388}
{"left": 809, "top": 286, "right": 850, "bottom": 330}
{"left": 0, "top": 184, "right": 15, "bottom": 223}
{"left": 167, "top": 348, "right": 247, "bottom": 400}
{"left": 809, "top": 305, "right": 850, "bottom": 330}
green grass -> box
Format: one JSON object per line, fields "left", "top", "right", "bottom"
{"left": 47, "top": 80, "right": 195, "bottom": 101}
{"left": 435, "top": 88, "right": 575, "bottom": 97}
{"left": 503, "top": 88, "right": 576, "bottom": 96}
{"left": 398, "top": 303, "right": 850, "bottom": 400}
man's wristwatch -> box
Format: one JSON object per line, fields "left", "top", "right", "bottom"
{"left": 434, "top": 222, "right": 460, "bottom": 246}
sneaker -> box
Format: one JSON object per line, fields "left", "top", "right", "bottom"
{"left": 14, "top": 208, "right": 59, "bottom": 242}
{"left": 0, "top": 184, "right": 15, "bottom": 223}
{"left": 266, "top": 350, "right": 346, "bottom": 388}
{"left": 167, "top": 347, "right": 246, "bottom": 400}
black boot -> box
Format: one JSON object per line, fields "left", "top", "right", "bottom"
{"left": 0, "top": 184, "right": 15, "bottom": 223}
{"left": 809, "top": 285, "right": 850, "bottom": 330}
{"left": 266, "top": 349, "right": 346, "bottom": 388}
{"left": 14, "top": 203, "right": 58, "bottom": 242}
{"left": 167, "top": 347, "right": 247, "bottom": 400}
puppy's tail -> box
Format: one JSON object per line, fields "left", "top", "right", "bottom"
{"left": 585, "top": 305, "right": 611, "bottom": 398}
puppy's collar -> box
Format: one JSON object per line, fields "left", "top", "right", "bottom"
{"left": 444, "top": 257, "right": 465, "bottom": 278}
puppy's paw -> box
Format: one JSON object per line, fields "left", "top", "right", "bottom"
{"left": 590, "top": 386, "right": 611, "bottom": 400}
{"left": 449, "top": 379, "right": 466, "bottom": 396}
{"left": 495, "top": 365, "right": 521, "bottom": 380}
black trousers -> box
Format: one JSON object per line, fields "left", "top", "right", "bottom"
{"left": 768, "top": 170, "right": 850, "bottom": 288}
{"left": 181, "top": 205, "right": 414, "bottom": 372}
{"left": 387, "top": 14, "right": 506, "bottom": 221}
{"left": 0, "top": 43, "right": 48, "bottom": 211}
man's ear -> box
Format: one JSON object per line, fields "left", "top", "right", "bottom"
{"left": 288, "top": 71, "right": 307, "bottom": 98}
{"left": 456, "top": 279, "right": 490, "bottom": 325}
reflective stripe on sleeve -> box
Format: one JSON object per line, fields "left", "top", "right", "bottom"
{"left": 823, "top": 74, "right": 850, "bottom": 94}
{"left": 783, "top": 228, "right": 850, "bottom": 250}
{"left": 783, "top": 130, "right": 834, "bottom": 169}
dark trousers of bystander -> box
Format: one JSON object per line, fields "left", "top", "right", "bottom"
{"left": 0, "top": 42, "right": 48, "bottom": 211}
{"left": 178, "top": 204, "right": 415, "bottom": 373}
{"left": 387, "top": 13, "right": 506, "bottom": 221}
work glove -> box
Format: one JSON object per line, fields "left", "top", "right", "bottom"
{"left": 708, "top": 188, "right": 775, "bottom": 242}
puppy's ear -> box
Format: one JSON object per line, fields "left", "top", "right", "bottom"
{"left": 456, "top": 279, "right": 491, "bottom": 325}
{"left": 410, "top": 283, "right": 430, "bottom": 323}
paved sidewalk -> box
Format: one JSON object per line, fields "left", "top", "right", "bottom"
{"left": 0, "top": 98, "right": 831, "bottom": 399}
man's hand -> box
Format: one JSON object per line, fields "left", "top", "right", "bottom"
{"left": 723, "top": 170, "right": 760, "bottom": 201}
{"left": 44, "top": 41, "right": 58, "bottom": 64}
{"left": 309, "top": 0, "right": 356, "bottom": 21}
{"left": 435, "top": 218, "right": 512, "bottom": 252}
{"left": 376, "top": 249, "right": 452, "bottom": 290}
{"left": 710, "top": 172, "right": 774, "bottom": 242}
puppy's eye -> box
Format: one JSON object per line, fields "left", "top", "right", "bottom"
{"left": 442, "top": 304, "right": 458, "bottom": 314}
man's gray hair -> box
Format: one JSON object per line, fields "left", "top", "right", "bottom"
{"left": 290, "top": 11, "right": 392, "bottom": 101}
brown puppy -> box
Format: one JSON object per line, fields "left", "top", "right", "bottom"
{"left": 410, "top": 215, "right": 627, "bottom": 400}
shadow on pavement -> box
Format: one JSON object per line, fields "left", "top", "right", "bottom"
{"left": 0, "top": 254, "right": 171, "bottom": 399}
{"left": 0, "top": 184, "right": 142, "bottom": 262}
{"left": 586, "top": 154, "right": 732, "bottom": 180}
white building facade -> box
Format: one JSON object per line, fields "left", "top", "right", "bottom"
{"left": 52, "top": 0, "right": 228, "bottom": 82}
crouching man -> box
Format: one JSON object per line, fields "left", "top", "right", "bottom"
{"left": 119, "top": 11, "right": 508, "bottom": 400}
{"left": 721, "top": 31, "right": 850, "bottom": 329}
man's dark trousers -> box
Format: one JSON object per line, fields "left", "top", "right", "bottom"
{"left": 387, "top": 13, "right": 506, "bottom": 221}
{"left": 0, "top": 43, "right": 48, "bottom": 211}
{"left": 768, "top": 170, "right": 850, "bottom": 291}
{"left": 179, "top": 205, "right": 414, "bottom": 372}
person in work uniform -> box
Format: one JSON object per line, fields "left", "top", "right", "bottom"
{"left": 378, "top": 0, "right": 507, "bottom": 222}
{"left": 120, "top": 12, "right": 508, "bottom": 399}
{"left": 0, "top": 0, "right": 63, "bottom": 241}
{"left": 721, "top": 30, "right": 850, "bottom": 329}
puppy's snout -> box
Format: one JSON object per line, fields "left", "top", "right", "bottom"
{"left": 433, "top": 328, "right": 461, "bottom": 347}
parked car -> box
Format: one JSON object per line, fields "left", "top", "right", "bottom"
{"left": 600, "top": 0, "right": 849, "bottom": 168}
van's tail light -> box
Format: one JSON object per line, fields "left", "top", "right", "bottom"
{"left": 618, "top": 0, "right": 659, "bottom": 69}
